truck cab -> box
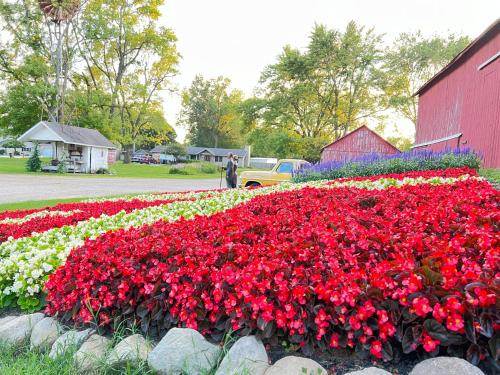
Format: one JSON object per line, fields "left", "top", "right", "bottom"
{"left": 240, "top": 159, "right": 307, "bottom": 187}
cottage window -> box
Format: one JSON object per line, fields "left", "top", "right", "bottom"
{"left": 215, "top": 156, "right": 223, "bottom": 162}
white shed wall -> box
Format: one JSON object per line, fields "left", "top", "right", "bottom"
{"left": 89, "top": 147, "right": 109, "bottom": 172}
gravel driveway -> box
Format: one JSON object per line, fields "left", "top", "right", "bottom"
{"left": 0, "top": 174, "right": 223, "bottom": 203}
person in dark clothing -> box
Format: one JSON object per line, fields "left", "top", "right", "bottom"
{"left": 232, "top": 155, "right": 239, "bottom": 188}
{"left": 225, "top": 153, "right": 236, "bottom": 188}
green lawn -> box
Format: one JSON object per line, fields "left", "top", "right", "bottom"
{"left": 479, "top": 168, "right": 500, "bottom": 185}
{"left": 0, "top": 158, "right": 252, "bottom": 179}
{"left": 0, "top": 197, "right": 87, "bottom": 212}
{"left": 0, "top": 341, "right": 152, "bottom": 375}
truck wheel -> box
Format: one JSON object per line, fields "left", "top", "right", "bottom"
{"left": 246, "top": 182, "right": 261, "bottom": 187}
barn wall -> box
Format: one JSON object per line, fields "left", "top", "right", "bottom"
{"left": 321, "top": 127, "right": 399, "bottom": 163}
{"left": 415, "top": 32, "right": 500, "bottom": 168}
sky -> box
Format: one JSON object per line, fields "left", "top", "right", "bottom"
{"left": 159, "top": 0, "right": 500, "bottom": 142}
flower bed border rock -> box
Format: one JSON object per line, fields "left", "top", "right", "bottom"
{"left": 0, "top": 313, "right": 488, "bottom": 375}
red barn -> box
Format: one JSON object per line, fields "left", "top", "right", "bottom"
{"left": 413, "top": 19, "right": 500, "bottom": 168}
{"left": 320, "top": 125, "right": 400, "bottom": 163}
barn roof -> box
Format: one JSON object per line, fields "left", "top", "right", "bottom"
{"left": 19, "top": 121, "right": 116, "bottom": 149}
{"left": 321, "top": 125, "right": 400, "bottom": 152}
{"left": 415, "top": 18, "right": 500, "bottom": 96}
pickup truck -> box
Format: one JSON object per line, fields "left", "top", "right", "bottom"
{"left": 240, "top": 159, "right": 307, "bottom": 187}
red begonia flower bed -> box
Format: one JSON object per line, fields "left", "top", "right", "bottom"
{"left": 45, "top": 177, "right": 499, "bottom": 365}
{"left": 330, "top": 167, "right": 478, "bottom": 184}
{"left": 0, "top": 198, "right": 189, "bottom": 242}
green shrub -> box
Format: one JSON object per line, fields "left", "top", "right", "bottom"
{"left": 199, "top": 162, "right": 218, "bottom": 174}
{"left": 95, "top": 168, "right": 110, "bottom": 174}
{"left": 168, "top": 167, "right": 189, "bottom": 175}
{"left": 26, "top": 144, "right": 42, "bottom": 172}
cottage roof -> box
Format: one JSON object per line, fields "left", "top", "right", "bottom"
{"left": 415, "top": 18, "right": 500, "bottom": 96}
{"left": 320, "top": 125, "right": 400, "bottom": 152}
{"left": 187, "top": 146, "right": 248, "bottom": 158}
{"left": 18, "top": 121, "right": 116, "bottom": 149}
{"left": 133, "top": 149, "right": 150, "bottom": 155}
{"left": 150, "top": 145, "right": 168, "bottom": 153}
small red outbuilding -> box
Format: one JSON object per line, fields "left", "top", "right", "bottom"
{"left": 320, "top": 125, "right": 400, "bottom": 163}
{"left": 413, "top": 19, "right": 500, "bottom": 168}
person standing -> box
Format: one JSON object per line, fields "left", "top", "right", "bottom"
{"left": 232, "top": 154, "right": 239, "bottom": 188}
{"left": 225, "top": 153, "right": 236, "bottom": 188}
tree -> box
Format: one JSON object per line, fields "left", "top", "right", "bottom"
{"left": 260, "top": 22, "right": 385, "bottom": 140}
{"left": 252, "top": 22, "right": 386, "bottom": 161}
{"left": 384, "top": 32, "right": 470, "bottom": 125}
{"left": 2, "top": 139, "right": 25, "bottom": 150}
{"left": 76, "top": 0, "right": 179, "bottom": 157}
{"left": 0, "top": 0, "right": 179, "bottom": 161}
{"left": 180, "top": 75, "right": 244, "bottom": 148}
{"left": 26, "top": 143, "right": 42, "bottom": 171}
{"left": 165, "top": 143, "right": 186, "bottom": 158}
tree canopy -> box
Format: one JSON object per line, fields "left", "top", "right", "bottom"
{"left": 0, "top": 0, "right": 179, "bottom": 156}
{"left": 180, "top": 75, "right": 244, "bottom": 148}
{"left": 384, "top": 31, "right": 470, "bottom": 125}
{"left": 0, "top": 8, "right": 471, "bottom": 162}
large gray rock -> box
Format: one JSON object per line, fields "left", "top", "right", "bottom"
{"left": 148, "top": 327, "right": 221, "bottom": 375}
{"left": 346, "top": 368, "right": 392, "bottom": 375}
{"left": 0, "top": 313, "right": 45, "bottom": 346}
{"left": 410, "top": 357, "right": 485, "bottom": 375}
{"left": 265, "top": 356, "right": 327, "bottom": 375}
{"left": 30, "top": 317, "right": 60, "bottom": 351}
{"left": 74, "top": 334, "right": 111, "bottom": 372}
{"left": 0, "top": 315, "right": 17, "bottom": 327}
{"left": 107, "top": 334, "right": 152, "bottom": 367}
{"left": 49, "top": 328, "right": 93, "bottom": 359}
{"left": 215, "top": 336, "right": 269, "bottom": 375}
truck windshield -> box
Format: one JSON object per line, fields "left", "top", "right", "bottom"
{"left": 276, "top": 162, "right": 294, "bottom": 173}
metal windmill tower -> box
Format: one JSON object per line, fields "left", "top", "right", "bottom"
{"left": 38, "top": 0, "right": 80, "bottom": 124}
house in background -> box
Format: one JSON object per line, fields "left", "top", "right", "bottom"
{"left": 150, "top": 145, "right": 177, "bottom": 164}
{"left": 413, "top": 19, "right": 499, "bottom": 168}
{"left": 320, "top": 125, "right": 400, "bottom": 163}
{"left": 18, "top": 121, "right": 116, "bottom": 173}
{"left": 0, "top": 138, "right": 52, "bottom": 157}
{"left": 187, "top": 145, "right": 251, "bottom": 167}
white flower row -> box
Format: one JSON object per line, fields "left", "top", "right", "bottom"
{"left": 0, "top": 174, "right": 475, "bottom": 309}
{"left": 82, "top": 189, "right": 220, "bottom": 203}
{"left": 326, "top": 174, "right": 479, "bottom": 190}
{"left": 0, "top": 210, "right": 83, "bottom": 225}
{"left": 0, "top": 181, "right": 322, "bottom": 308}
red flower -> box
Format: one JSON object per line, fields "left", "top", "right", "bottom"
{"left": 422, "top": 332, "right": 440, "bottom": 352}
{"left": 412, "top": 297, "right": 433, "bottom": 317}
{"left": 370, "top": 340, "right": 383, "bottom": 358}
{"left": 446, "top": 314, "right": 465, "bottom": 332}
{"left": 42, "top": 175, "right": 499, "bottom": 363}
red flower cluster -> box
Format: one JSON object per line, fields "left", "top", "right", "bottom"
{"left": 330, "top": 167, "right": 478, "bottom": 184}
{"left": 0, "top": 198, "right": 187, "bottom": 242}
{"left": 45, "top": 177, "right": 499, "bottom": 365}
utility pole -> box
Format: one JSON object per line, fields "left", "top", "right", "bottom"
{"left": 38, "top": 0, "right": 80, "bottom": 124}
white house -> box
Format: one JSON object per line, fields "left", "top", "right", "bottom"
{"left": 18, "top": 121, "right": 116, "bottom": 173}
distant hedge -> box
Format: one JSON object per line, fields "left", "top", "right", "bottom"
{"left": 292, "top": 148, "right": 481, "bottom": 182}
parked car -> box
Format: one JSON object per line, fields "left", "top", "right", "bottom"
{"left": 240, "top": 159, "right": 307, "bottom": 187}
{"left": 131, "top": 154, "right": 158, "bottom": 164}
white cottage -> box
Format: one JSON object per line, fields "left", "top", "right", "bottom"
{"left": 18, "top": 121, "right": 116, "bottom": 173}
